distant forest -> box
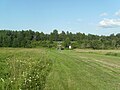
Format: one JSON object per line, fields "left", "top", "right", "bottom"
{"left": 0, "top": 30, "right": 120, "bottom": 49}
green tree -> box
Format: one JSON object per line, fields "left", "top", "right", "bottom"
{"left": 91, "top": 40, "right": 102, "bottom": 49}
{"left": 53, "top": 29, "right": 58, "bottom": 41}
{"left": 63, "top": 37, "right": 71, "bottom": 48}
{"left": 12, "top": 38, "right": 19, "bottom": 47}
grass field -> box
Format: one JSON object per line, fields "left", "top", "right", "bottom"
{"left": 0, "top": 48, "right": 120, "bottom": 90}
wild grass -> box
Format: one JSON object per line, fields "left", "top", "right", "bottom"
{"left": 0, "top": 48, "right": 52, "bottom": 90}
{"left": 0, "top": 48, "right": 120, "bottom": 90}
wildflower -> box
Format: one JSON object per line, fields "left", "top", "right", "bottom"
{"left": 29, "top": 79, "right": 31, "bottom": 82}
{"left": 1, "top": 78, "right": 5, "bottom": 82}
{"left": 24, "top": 78, "right": 27, "bottom": 83}
{"left": 11, "top": 80, "right": 13, "bottom": 83}
{"left": 36, "top": 75, "right": 39, "bottom": 78}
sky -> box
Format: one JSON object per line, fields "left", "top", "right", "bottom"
{"left": 0, "top": 0, "right": 120, "bottom": 35}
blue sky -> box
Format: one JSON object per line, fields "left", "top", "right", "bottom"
{"left": 0, "top": 0, "right": 120, "bottom": 35}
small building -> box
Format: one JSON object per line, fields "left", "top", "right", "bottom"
{"left": 69, "top": 45, "right": 72, "bottom": 49}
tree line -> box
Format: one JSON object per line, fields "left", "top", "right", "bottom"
{"left": 0, "top": 29, "right": 120, "bottom": 49}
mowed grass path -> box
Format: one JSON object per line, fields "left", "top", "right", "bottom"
{"left": 0, "top": 48, "right": 120, "bottom": 90}
{"left": 45, "top": 50, "right": 120, "bottom": 90}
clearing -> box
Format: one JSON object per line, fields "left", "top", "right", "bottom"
{"left": 0, "top": 48, "right": 120, "bottom": 90}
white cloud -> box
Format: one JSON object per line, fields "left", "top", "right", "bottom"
{"left": 115, "top": 10, "right": 120, "bottom": 16}
{"left": 99, "top": 19, "right": 120, "bottom": 28}
{"left": 100, "top": 13, "right": 108, "bottom": 17}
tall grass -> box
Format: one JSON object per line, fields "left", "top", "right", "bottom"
{"left": 0, "top": 48, "right": 52, "bottom": 90}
